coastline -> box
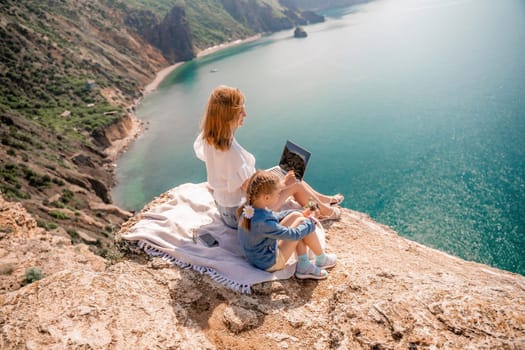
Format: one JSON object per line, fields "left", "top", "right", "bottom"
{"left": 104, "top": 114, "right": 145, "bottom": 162}
{"left": 143, "top": 34, "right": 262, "bottom": 96}
{"left": 195, "top": 34, "right": 261, "bottom": 58}
{"left": 143, "top": 62, "right": 185, "bottom": 95}
{"left": 103, "top": 62, "right": 184, "bottom": 162}
{"left": 106, "top": 34, "right": 263, "bottom": 163}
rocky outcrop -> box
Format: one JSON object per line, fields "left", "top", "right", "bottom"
{"left": 158, "top": 6, "right": 195, "bottom": 63}
{"left": 294, "top": 26, "right": 308, "bottom": 38}
{"left": 86, "top": 176, "right": 111, "bottom": 204}
{"left": 0, "top": 263, "right": 214, "bottom": 350}
{"left": 91, "top": 114, "right": 135, "bottom": 149}
{"left": 0, "top": 112, "right": 129, "bottom": 250}
{"left": 125, "top": 7, "right": 195, "bottom": 63}
{"left": 0, "top": 195, "right": 106, "bottom": 294}
{"left": 1, "top": 191, "right": 524, "bottom": 349}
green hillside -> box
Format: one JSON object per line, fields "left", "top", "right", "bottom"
{"left": 0, "top": 0, "right": 326, "bottom": 253}
{"left": 0, "top": 0, "right": 167, "bottom": 253}
{"left": 121, "top": 0, "right": 303, "bottom": 49}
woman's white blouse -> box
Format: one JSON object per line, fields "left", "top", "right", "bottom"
{"left": 194, "top": 133, "right": 256, "bottom": 207}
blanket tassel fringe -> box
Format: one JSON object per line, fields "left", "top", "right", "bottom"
{"left": 137, "top": 240, "right": 252, "bottom": 294}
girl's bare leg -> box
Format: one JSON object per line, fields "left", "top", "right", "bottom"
{"left": 278, "top": 239, "right": 300, "bottom": 262}
{"left": 295, "top": 240, "right": 307, "bottom": 256}
{"left": 276, "top": 213, "right": 331, "bottom": 278}
{"left": 279, "top": 211, "right": 303, "bottom": 226}
{"left": 278, "top": 213, "right": 308, "bottom": 260}
{"left": 277, "top": 213, "right": 324, "bottom": 259}
{"left": 279, "top": 234, "right": 323, "bottom": 263}
{"left": 299, "top": 231, "right": 323, "bottom": 255}
{"left": 278, "top": 212, "right": 324, "bottom": 260}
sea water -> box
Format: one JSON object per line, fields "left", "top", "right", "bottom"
{"left": 112, "top": 0, "right": 525, "bottom": 275}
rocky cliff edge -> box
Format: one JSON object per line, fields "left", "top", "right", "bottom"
{"left": 0, "top": 191, "right": 524, "bottom": 349}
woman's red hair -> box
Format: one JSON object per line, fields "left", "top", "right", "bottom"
{"left": 201, "top": 85, "right": 245, "bottom": 151}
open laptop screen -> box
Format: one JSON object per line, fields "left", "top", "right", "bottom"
{"left": 278, "top": 140, "right": 311, "bottom": 180}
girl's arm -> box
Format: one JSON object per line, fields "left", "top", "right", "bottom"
{"left": 253, "top": 216, "right": 315, "bottom": 241}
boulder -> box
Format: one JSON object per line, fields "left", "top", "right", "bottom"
{"left": 294, "top": 26, "right": 308, "bottom": 38}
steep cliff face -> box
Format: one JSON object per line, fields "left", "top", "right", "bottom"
{"left": 1, "top": 192, "right": 524, "bottom": 349}
{"left": 0, "top": 1, "right": 168, "bottom": 252}
{"left": 125, "top": 6, "right": 195, "bottom": 63}
{"left": 156, "top": 6, "right": 195, "bottom": 62}
{"left": 0, "top": 113, "right": 133, "bottom": 259}
{"left": 123, "top": 1, "right": 325, "bottom": 53}
{"left": 91, "top": 113, "right": 135, "bottom": 149}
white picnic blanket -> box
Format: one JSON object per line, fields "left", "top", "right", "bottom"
{"left": 122, "top": 182, "right": 325, "bottom": 293}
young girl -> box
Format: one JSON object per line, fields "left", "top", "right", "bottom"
{"left": 237, "top": 170, "right": 337, "bottom": 279}
{"left": 194, "top": 85, "right": 343, "bottom": 229}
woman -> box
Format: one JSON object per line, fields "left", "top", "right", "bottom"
{"left": 194, "top": 85, "right": 342, "bottom": 229}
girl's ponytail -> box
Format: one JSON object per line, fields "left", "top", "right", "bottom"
{"left": 237, "top": 203, "right": 254, "bottom": 231}
{"left": 237, "top": 188, "right": 254, "bottom": 231}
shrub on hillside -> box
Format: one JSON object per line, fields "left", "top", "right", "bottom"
{"left": 60, "top": 189, "right": 74, "bottom": 203}
{"left": 24, "top": 267, "right": 43, "bottom": 285}
{"left": 49, "top": 210, "right": 69, "bottom": 220}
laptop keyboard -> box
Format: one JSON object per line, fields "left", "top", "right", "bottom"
{"left": 267, "top": 166, "right": 286, "bottom": 179}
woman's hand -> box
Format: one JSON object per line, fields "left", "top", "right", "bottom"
{"left": 283, "top": 170, "right": 297, "bottom": 187}
{"left": 302, "top": 203, "right": 320, "bottom": 218}
{"left": 302, "top": 200, "right": 321, "bottom": 228}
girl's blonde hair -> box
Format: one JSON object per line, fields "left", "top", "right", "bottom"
{"left": 201, "top": 85, "right": 245, "bottom": 151}
{"left": 237, "top": 170, "right": 280, "bottom": 231}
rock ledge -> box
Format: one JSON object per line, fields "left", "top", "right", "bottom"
{"left": 1, "top": 192, "right": 524, "bottom": 349}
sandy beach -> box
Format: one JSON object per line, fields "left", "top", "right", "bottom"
{"left": 143, "top": 62, "right": 184, "bottom": 95}
{"left": 144, "top": 34, "right": 261, "bottom": 95}
{"left": 195, "top": 34, "right": 261, "bottom": 58}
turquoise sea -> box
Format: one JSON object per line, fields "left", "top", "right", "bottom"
{"left": 112, "top": 0, "right": 525, "bottom": 275}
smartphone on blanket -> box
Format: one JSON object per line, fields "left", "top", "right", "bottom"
{"left": 198, "top": 233, "right": 219, "bottom": 247}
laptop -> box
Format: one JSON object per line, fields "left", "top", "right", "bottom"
{"left": 267, "top": 140, "right": 311, "bottom": 181}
